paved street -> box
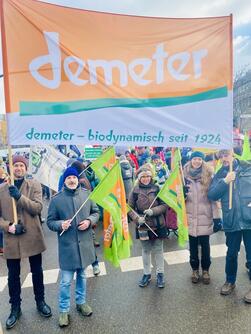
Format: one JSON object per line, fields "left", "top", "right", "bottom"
{"left": 0, "top": 201, "right": 251, "bottom": 333}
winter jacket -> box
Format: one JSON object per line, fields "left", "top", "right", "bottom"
{"left": 208, "top": 160, "right": 251, "bottom": 232}
{"left": 120, "top": 159, "right": 134, "bottom": 200}
{"left": 184, "top": 162, "right": 221, "bottom": 237}
{"left": 0, "top": 179, "right": 46, "bottom": 259}
{"left": 47, "top": 185, "right": 99, "bottom": 270}
{"left": 128, "top": 181, "right": 167, "bottom": 239}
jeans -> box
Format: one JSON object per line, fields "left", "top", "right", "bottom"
{"left": 59, "top": 268, "right": 86, "bottom": 312}
{"left": 189, "top": 235, "right": 211, "bottom": 271}
{"left": 225, "top": 230, "right": 251, "bottom": 284}
{"left": 141, "top": 239, "right": 164, "bottom": 275}
{"left": 0, "top": 229, "right": 3, "bottom": 248}
{"left": 6, "top": 253, "right": 44, "bottom": 307}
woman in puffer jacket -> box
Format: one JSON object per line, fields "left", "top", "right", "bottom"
{"left": 184, "top": 151, "right": 222, "bottom": 284}
{"left": 128, "top": 167, "right": 167, "bottom": 289}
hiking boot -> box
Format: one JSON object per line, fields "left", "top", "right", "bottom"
{"left": 76, "top": 303, "right": 93, "bottom": 316}
{"left": 93, "top": 265, "right": 101, "bottom": 276}
{"left": 191, "top": 270, "right": 200, "bottom": 284}
{"left": 156, "top": 273, "right": 165, "bottom": 288}
{"left": 6, "top": 306, "right": 21, "bottom": 329}
{"left": 59, "top": 312, "right": 69, "bottom": 327}
{"left": 220, "top": 282, "right": 236, "bottom": 295}
{"left": 202, "top": 271, "right": 210, "bottom": 285}
{"left": 36, "top": 300, "right": 52, "bottom": 317}
{"left": 138, "top": 274, "right": 151, "bottom": 287}
{"left": 244, "top": 288, "right": 251, "bottom": 303}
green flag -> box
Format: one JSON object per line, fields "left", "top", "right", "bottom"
{"left": 89, "top": 161, "right": 131, "bottom": 266}
{"left": 90, "top": 146, "right": 116, "bottom": 180}
{"left": 171, "top": 148, "right": 182, "bottom": 170}
{"left": 158, "top": 166, "right": 188, "bottom": 246}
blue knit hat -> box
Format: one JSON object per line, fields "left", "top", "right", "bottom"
{"left": 190, "top": 151, "right": 205, "bottom": 161}
{"left": 63, "top": 167, "right": 79, "bottom": 183}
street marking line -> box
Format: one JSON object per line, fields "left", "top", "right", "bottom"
{"left": 164, "top": 249, "right": 190, "bottom": 265}
{"left": 120, "top": 256, "right": 143, "bottom": 272}
{"left": 85, "top": 262, "right": 107, "bottom": 278}
{"left": 0, "top": 276, "right": 8, "bottom": 292}
{"left": 1, "top": 243, "right": 239, "bottom": 292}
{"left": 211, "top": 244, "right": 227, "bottom": 258}
{"left": 71, "top": 262, "right": 107, "bottom": 279}
{"left": 22, "top": 269, "right": 60, "bottom": 288}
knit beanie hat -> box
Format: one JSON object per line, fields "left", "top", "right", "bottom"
{"left": 12, "top": 155, "right": 28, "bottom": 169}
{"left": 151, "top": 154, "right": 160, "bottom": 161}
{"left": 63, "top": 167, "right": 79, "bottom": 183}
{"left": 137, "top": 167, "right": 153, "bottom": 180}
{"left": 190, "top": 151, "right": 205, "bottom": 161}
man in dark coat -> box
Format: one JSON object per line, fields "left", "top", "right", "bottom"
{"left": 0, "top": 155, "right": 51, "bottom": 330}
{"left": 208, "top": 149, "right": 251, "bottom": 302}
{"left": 47, "top": 167, "right": 99, "bottom": 327}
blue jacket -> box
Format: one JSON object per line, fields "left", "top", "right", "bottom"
{"left": 208, "top": 160, "right": 251, "bottom": 232}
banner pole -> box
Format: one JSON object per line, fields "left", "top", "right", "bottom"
{"left": 1, "top": 0, "right": 17, "bottom": 224}
{"left": 229, "top": 150, "right": 233, "bottom": 210}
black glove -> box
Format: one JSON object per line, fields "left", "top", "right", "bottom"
{"left": 213, "top": 218, "right": 223, "bottom": 233}
{"left": 9, "top": 185, "right": 21, "bottom": 200}
{"left": 15, "top": 221, "right": 26, "bottom": 235}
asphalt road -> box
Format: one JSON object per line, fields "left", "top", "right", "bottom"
{"left": 0, "top": 199, "right": 251, "bottom": 334}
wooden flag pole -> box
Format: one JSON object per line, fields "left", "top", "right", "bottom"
{"left": 1, "top": 1, "right": 18, "bottom": 224}
{"left": 7, "top": 147, "right": 18, "bottom": 224}
{"left": 229, "top": 150, "right": 233, "bottom": 210}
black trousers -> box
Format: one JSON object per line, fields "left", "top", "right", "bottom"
{"left": 6, "top": 253, "right": 44, "bottom": 307}
{"left": 189, "top": 235, "right": 211, "bottom": 271}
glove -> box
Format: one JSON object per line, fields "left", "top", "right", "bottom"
{"left": 9, "top": 185, "right": 21, "bottom": 200}
{"left": 213, "top": 218, "right": 223, "bottom": 233}
{"left": 137, "top": 216, "right": 146, "bottom": 226}
{"left": 8, "top": 221, "right": 26, "bottom": 235}
{"left": 143, "top": 209, "right": 153, "bottom": 217}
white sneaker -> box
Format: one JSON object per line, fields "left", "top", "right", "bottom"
{"left": 93, "top": 265, "right": 100, "bottom": 276}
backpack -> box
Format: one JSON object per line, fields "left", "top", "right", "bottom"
{"left": 121, "top": 163, "right": 133, "bottom": 180}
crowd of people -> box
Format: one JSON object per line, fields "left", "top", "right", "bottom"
{"left": 0, "top": 144, "right": 251, "bottom": 329}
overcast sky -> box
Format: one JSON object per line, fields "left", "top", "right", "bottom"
{"left": 0, "top": 0, "right": 251, "bottom": 114}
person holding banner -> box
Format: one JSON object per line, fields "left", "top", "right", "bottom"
{"left": 128, "top": 167, "right": 167, "bottom": 288}
{"left": 208, "top": 150, "right": 251, "bottom": 303}
{"left": 183, "top": 151, "right": 222, "bottom": 284}
{"left": 0, "top": 155, "right": 51, "bottom": 330}
{"left": 47, "top": 167, "right": 99, "bottom": 327}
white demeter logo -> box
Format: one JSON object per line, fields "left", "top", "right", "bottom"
{"left": 29, "top": 32, "right": 208, "bottom": 89}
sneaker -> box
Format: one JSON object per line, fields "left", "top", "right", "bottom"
{"left": 244, "top": 288, "right": 251, "bottom": 303}
{"left": 220, "top": 282, "right": 236, "bottom": 295}
{"left": 138, "top": 274, "right": 151, "bottom": 287}
{"left": 93, "top": 265, "right": 101, "bottom": 276}
{"left": 202, "top": 270, "right": 210, "bottom": 284}
{"left": 59, "top": 312, "right": 69, "bottom": 327}
{"left": 156, "top": 273, "right": 165, "bottom": 288}
{"left": 0, "top": 248, "right": 3, "bottom": 256}
{"left": 191, "top": 270, "right": 200, "bottom": 284}
{"left": 76, "top": 303, "right": 93, "bottom": 316}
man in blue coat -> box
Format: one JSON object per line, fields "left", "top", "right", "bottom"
{"left": 208, "top": 150, "right": 251, "bottom": 303}
{"left": 47, "top": 167, "right": 99, "bottom": 327}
